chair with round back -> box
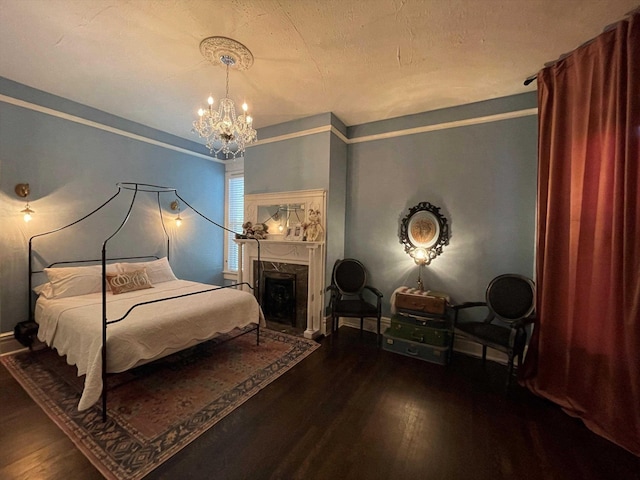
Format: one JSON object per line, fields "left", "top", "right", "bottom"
{"left": 453, "top": 274, "right": 535, "bottom": 389}
{"left": 326, "top": 258, "right": 383, "bottom": 343}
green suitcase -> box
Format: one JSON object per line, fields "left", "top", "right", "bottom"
{"left": 382, "top": 332, "right": 450, "bottom": 366}
{"left": 389, "top": 314, "right": 451, "bottom": 347}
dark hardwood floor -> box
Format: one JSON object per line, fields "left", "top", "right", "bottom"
{"left": 1, "top": 327, "right": 638, "bottom": 480}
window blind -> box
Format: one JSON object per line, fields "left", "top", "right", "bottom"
{"left": 226, "top": 175, "right": 244, "bottom": 271}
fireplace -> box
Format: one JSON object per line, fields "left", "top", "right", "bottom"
{"left": 234, "top": 189, "right": 327, "bottom": 339}
{"left": 256, "top": 262, "right": 308, "bottom": 329}
{"left": 263, "top": 271, "right": 296, "bottom": 325}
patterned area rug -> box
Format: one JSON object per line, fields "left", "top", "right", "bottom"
{"left": 1, "top": 327, "right": 320, "bottom": 480}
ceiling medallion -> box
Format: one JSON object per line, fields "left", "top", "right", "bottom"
{"left": 199, "top": 36, "right": 254, "bottom": 70}
{"left": 192, "top": 36, "right": 257, "bottom": 159}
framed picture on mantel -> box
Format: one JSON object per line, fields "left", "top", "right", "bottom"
{"left": 285, "top": 223, "right": 304, "bottom": 241}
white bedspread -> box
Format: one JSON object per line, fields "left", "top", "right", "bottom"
{"left": 35, "top": 280, "right": 265, "bottom": 411}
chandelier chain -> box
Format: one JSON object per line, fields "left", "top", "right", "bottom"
{"left": 225, "top": 63, "right": 230, "bottom": 99}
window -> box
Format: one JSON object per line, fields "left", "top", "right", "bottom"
{"left": 225, "top": 172, "right": 244, "bottom": 273}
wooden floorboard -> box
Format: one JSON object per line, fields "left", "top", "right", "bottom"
{"left": 1, "top": 328, "right": 638, "bottom": 480}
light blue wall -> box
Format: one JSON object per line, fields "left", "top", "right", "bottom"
{"left": 248, "top": 93, "right": 538, "bottom": 316}
{"left": 0, "top": 78, "right": 225, "bottom": 333}
{"left": 347, "top": 111, "right": 538, "bottom": 312}
{"left": 244, "top": 132, "right": 330, "bottom": 193}
{"left": 327, "top": 127, "right": 348, "bottom": 283}
{"left": 0, "top": 74, "right": 538, "bottom": 333}
{"left": 244, "top": 113, "right": 332, "bottom": 194}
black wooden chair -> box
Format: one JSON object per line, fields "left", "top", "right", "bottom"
{"left": 453, "top": 274, "right": 535, "bottom": 389}
{"left": 326, "top": 258, "right": 383, "bottom": 343}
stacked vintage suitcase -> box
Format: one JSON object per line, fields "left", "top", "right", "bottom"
{"left": 383, "top": 287, "right": 453, "bottom": 365}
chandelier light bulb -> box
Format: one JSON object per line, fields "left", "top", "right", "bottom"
{"left": 198, "top": 108, "right": 204, "bottom": 117}
{"left": 242, "top": 103, "right": 248, "bottom": 112}
{"left": 208, "top": 96, "right": 214, "bottom": 105}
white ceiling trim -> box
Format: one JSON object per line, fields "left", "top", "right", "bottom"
{"left": 347, "top": 108, "right": 539, "bottom": 144}
{"left": 1, "top": 93, "right": 537, "bottom": 161}
{"left": 250, "top": 108, "right": 538, "bottom": 147}
{"left": 0, "top": 94, "right": 222, "bottom": 164}
{"left": 249, "top": 125, "right": 349, "bottom": 148}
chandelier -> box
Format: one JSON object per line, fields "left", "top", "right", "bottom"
{"left": 192, "top": 37, "right": 257, "bottom": 159}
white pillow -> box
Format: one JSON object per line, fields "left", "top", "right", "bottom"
{"left": 118, "top": 257, "right": 178, "bottom": 284}
{"left": 33, "top": 282, "right": 55, "bottom": 299}
{"left": 44, "top": 264, "right": 119, "bottom": 299}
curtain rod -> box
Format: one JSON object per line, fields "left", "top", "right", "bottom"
{"left": 522, "top": 8, "right": 638, "bottom": 86}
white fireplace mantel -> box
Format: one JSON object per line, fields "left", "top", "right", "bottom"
{"left": 235, "top": 189, "right": 327, "bottom": 339}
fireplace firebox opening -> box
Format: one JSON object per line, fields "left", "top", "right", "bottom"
{"left": 263, "top": 271, "right": 296, "bottom": 326}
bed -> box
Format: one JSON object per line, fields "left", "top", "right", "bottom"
{"left": 28, "top": 183, "right": 265, "bottom": 420}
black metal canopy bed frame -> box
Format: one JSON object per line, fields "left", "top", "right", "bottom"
{"left": 28, "top": 182, "right": 263, "bottom": 422}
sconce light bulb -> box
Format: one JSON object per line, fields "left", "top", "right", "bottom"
{"left": 413, "top": 248, "right": 428, "bottom": 265}
{"left": 175, "top": 216, "right": 182, "bottom": 227}
{"left": 21, "top": 204, "right": 34, "bottom": 223}
{"left": 278, "top": 224, "right": 284, "bottom": 233}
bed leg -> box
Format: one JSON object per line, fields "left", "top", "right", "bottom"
{"left": 256, "top": 323, "right": 260, "bottom": 346}
{"left": 101, "top": 344, "right": 107, "bottom": 422}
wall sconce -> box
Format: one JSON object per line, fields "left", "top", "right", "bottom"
{"left": 15, "top": 183, "right": 34, "bottom": 222}
{"left": 413, "top": 248, "right": 428, "bottom": 265}
{"left": 170, "top": 200, "right": 182, "bottom": 227}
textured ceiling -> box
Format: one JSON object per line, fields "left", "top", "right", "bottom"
{"left": 0, "top": 0, "right": 638, "bottom": 144}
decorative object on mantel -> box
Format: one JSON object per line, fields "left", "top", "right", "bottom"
{"left": 399, "top": 201, "right": 449, "bottom": 290}
{"left": 285, "top": 223, "right": 304, "bottom": 241}
{"left": 191, "top": 36, "right": 257, "bottom": 159}
{"left": 239, "top": 221, "right": 269, "bottom": 239}
{"left": 302, "top": 208, "right": 324, "bottom": 242}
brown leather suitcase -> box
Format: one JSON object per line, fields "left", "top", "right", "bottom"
{"left": 394, "top": 287, "right": 449, "bottom": 315}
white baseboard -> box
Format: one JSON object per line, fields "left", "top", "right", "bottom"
{"left": 338, "top": 316, "right": 391, "bottom": 334}
{"left": 0, "top": 331, "right": 27, "bottom": 356}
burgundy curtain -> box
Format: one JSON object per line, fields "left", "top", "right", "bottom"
{"left": 521, "top": 12, "right": 640, "bottom": 456}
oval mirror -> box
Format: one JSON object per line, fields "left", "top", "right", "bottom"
{"left": 399, "top": 201, "right": 449, "bottom": 264}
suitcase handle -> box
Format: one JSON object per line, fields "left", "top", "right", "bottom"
{"left": 406, "top": 347, "right": 419, "bottom": 356}
{"left": 411, "top": 333, "right": 425, "bottom": 342}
